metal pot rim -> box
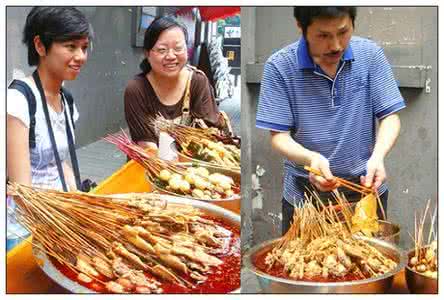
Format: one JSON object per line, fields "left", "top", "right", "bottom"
{"left": 243, "top": 236, "right": 407, "bottom": 287}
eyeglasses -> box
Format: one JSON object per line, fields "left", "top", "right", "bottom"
{"left": 151, "top": 45, "right": 187, "bottom": 56}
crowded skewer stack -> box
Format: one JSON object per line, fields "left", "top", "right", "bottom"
{"left": 7, "top": 182, "right": 239, "bottom": 293}
{"left": 105, "top": 131, "right": 240, "bottom": 201}
{"left": 304, "top": 166, "right": 385, "bottom": 238}
{"left": 263, "top": 197, "right": 398, "bottom": 281}
{"left": 152, "top": 117, "right": 241, "bottom": 170}
{"left": 408, "top": 200, "right": 437, "bottom": 279}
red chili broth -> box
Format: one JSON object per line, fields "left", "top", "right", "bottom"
{"left": 50, "top": 216, "right": 240, "bottom": 293}
{"left": 253, "top": 249, "right": 363, "bottom": 283}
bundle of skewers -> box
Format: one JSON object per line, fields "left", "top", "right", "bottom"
{"left": 104, "top": 132, "right": 240, "bottom": 201}
{"left": 264, "top": 197, "right": 397, "bottom": 281}
{"left": 408, "top": 200, "right": 437, "bottom": 279}
{"left": 7, "top": 182, "right": 237, "bottom": 293}
{"left": 304, "top": 166, "right": 386, "bottom": 238}
{"left": 152, "top": 118, "right": 241, "bottom": 171}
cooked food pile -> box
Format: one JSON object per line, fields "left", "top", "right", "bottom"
{"left": 157, "top": 166, "right": 237, "bottom": 200}
{"left": 408, "top": 240, "right": 437, "bottom": 279}
{"left": 303, "top": 167, "right": 385, "bottom": 238}
{"left": 262, "top": 201, "right": 397, "bottom": 281}
{"left": 182, "top": 139, "right": 240, "bottom": 169}
{"left": 105, "top": 132, "right": 240, "bottom": 201}
{"left": 351, "top": 193, "right": 380, "bottom": 237}
{"left": 153, "top": 118, "right": 241, "bottom": 170}
{"left": 408, "top": 200, "right": 437, "bottom": 279}
{"left": 7, "top": 183, "right": 240, "bottom": 293}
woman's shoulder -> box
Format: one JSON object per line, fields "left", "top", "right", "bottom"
{"left": 189, "top": 67, "right": 210, "bottom": 86}
{"left": 125, "top": 73, "right": 147, "bottom": 91}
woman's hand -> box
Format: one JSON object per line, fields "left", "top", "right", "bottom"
{"left": 308, "top": 152, "right": 339, "bottom": 192}
{"left": 62, "top": 161, "right": 78, "bottom": 191}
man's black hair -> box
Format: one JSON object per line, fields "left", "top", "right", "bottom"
{"left": 139, "top": 15, "right": 189, "bottom": 74}
{"left": 23, "top": 7, "right": 91, "bottom": 66}
{"left": 293, "top": 7, "right": 357, "bottom": 36}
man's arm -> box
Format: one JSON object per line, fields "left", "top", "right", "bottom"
{"left": 361, "top": 113, "right": 401, "bottom": 188}
{"left": 270, "top": 131, "right": 338, "bottom": 191}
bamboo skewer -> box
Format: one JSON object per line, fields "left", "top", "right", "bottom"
{"left": 8, "top": 182, "right": 232, "bottom": 290}
{"left": 268, "top": 191, "right": 397, "bottom": 281}
{"left": 304, "top": 166, "right": 373, "bottom": 194}
{"left": 104, "top": 130, "right": 184, "bottom": 182}
{"left": 152, "top": 116, "right": 240, "bottom": 147}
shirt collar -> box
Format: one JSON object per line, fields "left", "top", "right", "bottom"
{"left": 297, "top": 36, "right": 354, "bottom": 70}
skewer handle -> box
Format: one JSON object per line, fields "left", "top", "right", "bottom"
{"left": 304, "top": 166, "right": 373, "bottom": 194}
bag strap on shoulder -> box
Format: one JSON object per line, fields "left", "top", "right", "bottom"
{"left": 8, "top": 80, "right": 37, "bottom": 148}
{"left": 182, "top": 66, "right": 194, "bottom": 113}
{"left": 61, "top": 86, "right": 76, "bottom": 130}
{"left": 180, "top": 66, "right": 194, "bottom": 125}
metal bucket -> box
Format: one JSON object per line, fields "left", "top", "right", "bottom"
{"left": 404, "top": 248, "right": 438, "bottom": 293}
{"left": 373, "top": 220, "right": 400, "bottom": 245}
{"left": 243, "top": 236, "right": 406, "bottom": 293}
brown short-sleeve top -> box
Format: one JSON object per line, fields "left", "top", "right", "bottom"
{"left": 124, "top": 69, "right": 223, "bottom": 144}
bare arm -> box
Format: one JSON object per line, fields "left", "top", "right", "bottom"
{"left": 361, "top": 113, "right": 401, "bottom": 188}
{"left": 62, "top": 161, "right": 78, "bottom": 191}
{"left": 270, "top": 131, "right": 315, "bottom": 166}
{"left": 137, "top": 141, "right": 158, "bottom": 150}
{"left": 372, "top": 114, "right": 401, "bottom": 160}
{"left": 7, "top": 115, "right": 32, "bottom": 186}
{"left": 270, "top": 131, "right": 338, "bottom": 191}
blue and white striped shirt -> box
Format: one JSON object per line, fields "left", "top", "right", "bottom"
{"left": 256, "top": 36, "right": 406, "bottom": 205}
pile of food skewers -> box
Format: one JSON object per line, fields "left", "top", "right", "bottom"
{"left": 105, "top": 132, "right": 240, "bottom": 201}
{"left": 305, "top": 166, "right": 386, "bottom": 238}
{"left": 258, "top": 168, "right": 399, "bottom": 281}
{"left": 263, "top": 199, "right": 397, "bottom": 281}
{"left": 153, "top": 118, "right": 241, "bottom": 170}
{"left": 408, "top": 200, "right": 437, "bottom": 279}
{"left": 7, "top": 183, "right": 240, "bottom": 293}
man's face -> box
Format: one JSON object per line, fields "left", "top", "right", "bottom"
{"left": 303, "top": 15, "right": 353, "bottom": 67}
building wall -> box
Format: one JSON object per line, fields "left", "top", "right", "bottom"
{"left": 241, "top": 7, "right": 437, "bottom": 249}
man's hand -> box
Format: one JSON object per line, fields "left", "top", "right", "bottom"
{"left": 308, "top": 152, "right": 339, "bottom": 192}
{"left": 360, "top": 113, "right": 400, "bottom": 190}
{"left": 360, "top": 154, "right": 386, "bottom": 190}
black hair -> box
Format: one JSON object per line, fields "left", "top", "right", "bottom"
{"left": 293, "top": 7, "right": 357, "bottom": 36}
{"left": 139, "top": 16, "right": 189, "bottom": 74}
{"left": 23, "top": 7, "right": 91, "bottom": 66}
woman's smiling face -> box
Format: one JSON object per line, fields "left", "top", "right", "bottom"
{"left": 38, "top": 36, "right": 89, "bottom": 81}
{"left": 146, "top": 27, "right": 188, "bottom": 78}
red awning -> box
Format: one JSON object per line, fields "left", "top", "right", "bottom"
{"left": 176, "top": 6, "right": 240, "bottom": 22}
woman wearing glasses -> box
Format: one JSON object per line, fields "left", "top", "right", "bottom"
{"left": 124, "top": 16, "right": 227, "bottom": 150}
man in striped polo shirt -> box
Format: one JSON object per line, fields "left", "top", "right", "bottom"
{"left": 256, "top": 7, "right": 406, "bottom": 234}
